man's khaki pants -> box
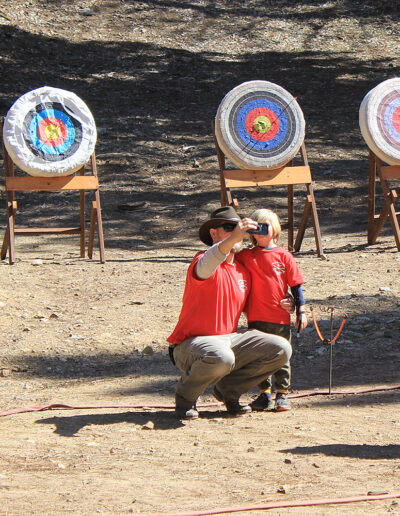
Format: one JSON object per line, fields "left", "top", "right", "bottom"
{"left": 173, "top": 329, "right": 291, "bottom": 403}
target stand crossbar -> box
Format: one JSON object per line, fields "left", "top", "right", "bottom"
{"left": 1, "top": 123, "right": 105, "bottom": 265}
{"left": 213, "top": 128, "right": 323, "bottom": 256}
{"left": 368, "top": 149, "right": 400, "bottom": 250}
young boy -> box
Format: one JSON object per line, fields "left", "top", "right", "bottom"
{"left": 236, "top": 208, "right": 307, "bottom": 411}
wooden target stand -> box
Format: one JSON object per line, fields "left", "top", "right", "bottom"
{"left": 368, "top": 149, "right": 400, "bottom": 250}
{"left": 1, "top": 123, "right": 105, "bottom": 265}
{"left": 213, "top": 127, "right": 324, "bottom": 256}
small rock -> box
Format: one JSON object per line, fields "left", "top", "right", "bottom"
{"left": 192, "top": 159, "right": 200, "bottom": 168}
{"left": 142, "top": 346, "right": 154, "bottom": 355}
{"left": 284, "top": 458, "right": 292, "bottom": 464}
{"left": 32, "top": 259, "right": 43, "bottom": 266}
{"left": 247, "top": 447, "right": 255, "bottom": 452}
{"left": 379, "top": 286, "right": 391, "bottom": 292}
{"left": 79, "top": 8, "right": 95, "bottom": 16}
{"left": 0, "top": 369, "right": 11, "bottom": 377}
{"left": 142, "top": 421, "right": 155, "bottom": 430}
{"left": 277, "top": 486, "right": 286, "bottom": 494}
{"left": 312, "top": 462, "right": 320, "bottom": 468}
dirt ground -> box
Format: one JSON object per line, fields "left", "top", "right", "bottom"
{"left": 0, "top": 1, "right": 399, "bottom": 515}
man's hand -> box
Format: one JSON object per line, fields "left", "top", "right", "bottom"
{"left": 218, "top": 218, "right": 258, "bottom": 255}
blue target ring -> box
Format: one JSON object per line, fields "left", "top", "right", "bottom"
{"left": 383, "top": 98, "right": 400, "bottom": 144}
{"left": 229, "top": 91, "right": 297, "bottom": 159}
{"left": 29, "top": 108, "right": 76, "bottom": 156}
{"left": 23, "top": 102, "right": 82, "bottom": 162}
{"left": 236, "top": 99, "right": 288, "bottom": 150}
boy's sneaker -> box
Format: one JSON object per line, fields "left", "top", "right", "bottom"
{"left": 275, "top": 393, "right": 290, "bottom": 411}
{"left": 250, "top": 392, "right": 274, "bottom": 412}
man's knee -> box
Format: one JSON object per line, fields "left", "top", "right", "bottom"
{"left": 204, "top": 347, "right": 235, "bottom": 375}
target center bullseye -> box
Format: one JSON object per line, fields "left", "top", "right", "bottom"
{"left": 44, "top": 124, "right": 61, "bottom": 141}
{"left": 253, "top": 116, "right": 271, "bottom": 133}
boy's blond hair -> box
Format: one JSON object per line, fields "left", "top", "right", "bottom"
{"left": 250, "top": 208, "right": 281, "bottom": 245}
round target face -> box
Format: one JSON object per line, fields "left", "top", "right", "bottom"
{"left": 215, "top": 81, "right": 305, "bottom": 170}
{"left": 3, "top": 86, "right": 96, "bottom": 177}
{"left": 359, "top": 78, "right": 400, "bottom": 165}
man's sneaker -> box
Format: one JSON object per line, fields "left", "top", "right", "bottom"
{"left": 275, "top": 393, "right": 291, "bottom": 411}
{"left": 175, "top": 394, "right": 199, "bottom": 420}
{"left": 212, "top": 386, "right": 251, "bottom": 415}
{"left": 250, "top": 392, "right": 274, "bottom": 412}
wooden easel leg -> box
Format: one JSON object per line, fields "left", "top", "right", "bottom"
{"left": 295, "top": 143, "right": 323, "bottom": 256}
{"left": 89, "top": 153, "right": 105, "bottom": 263}
{"left": 370, "top": 196, "right": 390, "bottom": 244}
{"left": 79, "top": 165, "right": 86, "bottom": 258}
{"left": 374, "top": 155, "right": 400, "bottom": 250}
{"left": 88, "top": 201, "right": 96, "bottom": 259}
{"left": 5, "top": 199, "right": 16, "bottom": 265}
{"left": 294, "top": 195, "right": 312, "bottom": 253}
{"left": 287, "top": 184, "right": 294, "bottom": 251}
{"left": 368, "top": 150, "right": 377, "bottom": 244}
{"left": 388, "top": 190, "right": 400, "bottom": 250}
{"left": 1, "top": 225, "right": 9, "bottom": 261}
{"left": 294, "top": 186, "right": 324, "bottom": 256}
{"left": 80, "top": 190, "right": 85, "bottom": 258}
{"left": 307, "top": 184, "right": 324, "bottom": 256}
{"left": 94, "top": 190, "right": 105, "bottom": 263}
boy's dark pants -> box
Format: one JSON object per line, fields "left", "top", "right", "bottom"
{"left": 248, "top": 321, "right": 291, "bottom": 392}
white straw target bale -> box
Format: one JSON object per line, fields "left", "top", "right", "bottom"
{"left": 3, "top": 86, "right": 97, "bottom": 177}
{"left": 359, "top": 78, "right": 400, "bottom": 165}
{"left": 215, "top": 80, "right": 305, "bottom": 170}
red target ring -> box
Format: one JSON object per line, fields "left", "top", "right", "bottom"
{"left": 392, "top": 106, "right": 400, "bottom": 134}
{"left": 38, "top": 117, "right": 68, "bottom": 147}
{"left": 245, "top": 107, "right": 280, "bottom": 142}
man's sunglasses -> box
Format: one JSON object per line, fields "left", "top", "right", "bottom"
{"left": 216, "top": 223, "right": 237, "bottom": 232}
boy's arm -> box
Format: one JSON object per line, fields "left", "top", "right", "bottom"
{"left": 290, "top": 284, "right": 308, "bottom": 333}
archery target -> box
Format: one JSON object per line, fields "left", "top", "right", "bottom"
{"left": 3, "top": 86, "right": 97, "bottom": 176}
{"left": 215, "top": 81, "right": 305, "bottom": 170}
{"left": 359, "top": 78, "right": 400, "bottom": 165}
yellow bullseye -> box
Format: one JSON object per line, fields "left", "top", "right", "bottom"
{"left": 253, "top": 115, "right": 271, "bottom": 133}
{"left": 44, "top": 124, "right": 61, "bottom": 141}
